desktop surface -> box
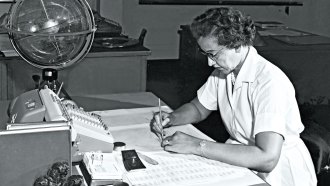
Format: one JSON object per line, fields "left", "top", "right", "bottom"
{"left": 0, "top": 92, "right": 269, "bottom": 186}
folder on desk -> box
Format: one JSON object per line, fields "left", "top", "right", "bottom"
{"left": 0, "top": 126, "right": 72, "bottom": 186}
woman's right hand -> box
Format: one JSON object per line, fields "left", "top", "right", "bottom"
{"left": 150, "top": 111, "right": 172, "bottom": 140}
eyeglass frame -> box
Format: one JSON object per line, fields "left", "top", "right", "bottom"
{"left": 198, "top": 46, "right": 225, "bottom": 60}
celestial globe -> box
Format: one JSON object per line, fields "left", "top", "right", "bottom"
{"left": 6, "top": 0, "right": 96, "bottom": 70}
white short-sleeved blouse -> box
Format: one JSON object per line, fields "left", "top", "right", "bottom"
{"left": 197, "top": 47, "right": 317, "bottom": 186}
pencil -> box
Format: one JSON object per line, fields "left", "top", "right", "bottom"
{"left": 158, "top": 98, "right": 164, "bottom": 141}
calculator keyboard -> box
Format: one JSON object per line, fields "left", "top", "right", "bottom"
{"left": 64, "top": 104, "right": 114, "bottom": 144}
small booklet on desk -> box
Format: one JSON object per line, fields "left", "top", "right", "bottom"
{"left": 81, "top": 152, "right": 123, "bottom": 186}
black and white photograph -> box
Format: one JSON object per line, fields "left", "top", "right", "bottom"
{"left": 0, "top": 0, "right": 329, "bottom": 186}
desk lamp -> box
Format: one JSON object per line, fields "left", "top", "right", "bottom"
{"left": 4, "top": 0, "right": 96, "bottom": 99}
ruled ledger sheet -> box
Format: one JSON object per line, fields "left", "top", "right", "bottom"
{"left": 123, "top": 151, "right": 251, "bottom": 186}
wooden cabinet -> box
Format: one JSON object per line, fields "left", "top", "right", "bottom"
{"left": 0, "top": 45, "right": 151, "bottom": 100}
{"left": 178, "top": 25, "right": 330, "bottom": 104}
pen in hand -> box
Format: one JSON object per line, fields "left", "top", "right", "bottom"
{"left": 158, "top": 98, "right": 164, "bottom": 142}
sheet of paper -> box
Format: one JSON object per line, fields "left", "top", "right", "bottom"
{"left": 94, "top": 106, "right": 172, "bottom": 128}
{"left": 111, "top": 125, "right": 163, "bottom": 151}
{"left": 123, "top": 152, "right": 252, "bottom": 186}
{"left": 94, "top": 106, "right": 213, "bottom": 152}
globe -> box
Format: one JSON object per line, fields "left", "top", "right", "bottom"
{"left": 6, "top": 0, "right": 96, "bottom": 70}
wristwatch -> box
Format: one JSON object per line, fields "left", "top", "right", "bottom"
{"left": 199, "top": 140, "right": 207, "bottom": 157}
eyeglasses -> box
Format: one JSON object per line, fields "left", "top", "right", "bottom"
{"left": 198, "top": 47, "right": 224, "bottom": 59}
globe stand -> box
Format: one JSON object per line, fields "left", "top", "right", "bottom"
{"left": 34, "top": 68, "right": 72, "bottom": 100}
{"left": 7, "top": 0, "right": 96, "bottom": 102}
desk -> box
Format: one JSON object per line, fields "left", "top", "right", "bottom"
{"left": 0, "top": 33, "right": 151, "bottom": 100}
{"left": 75, "top": 92, "right": 268, "bottom": 186}
{"left": 0, "top": 92, "right": 268, "bottom": 186}
{"left": 91, "top": 108, "right": 268, "bottom": 186}
{"left": 178, "top": 25, "right": 330, "bottom": 104}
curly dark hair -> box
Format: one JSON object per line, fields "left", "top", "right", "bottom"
{"left": 190, "top": 7, "right": 256, "bottom": 49}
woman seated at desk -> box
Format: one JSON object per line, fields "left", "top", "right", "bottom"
{"left": 151, "top": 7, "right": 317, "bottom": 186}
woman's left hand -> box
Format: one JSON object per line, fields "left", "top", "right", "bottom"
{"left": 162, "top": 131, "right": 201, "bottom": 154}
